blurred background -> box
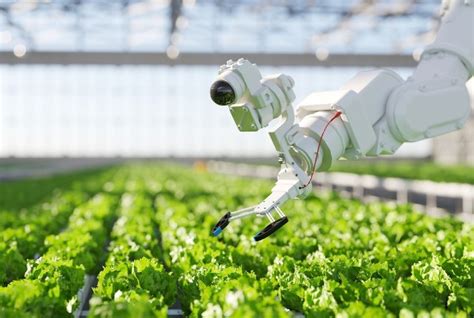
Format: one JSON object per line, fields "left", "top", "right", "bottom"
{"left": 0, "top": 0, "right": 473, "bottom": 178}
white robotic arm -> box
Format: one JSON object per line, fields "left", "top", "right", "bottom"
{"left": 210, "top": 0, "right": 473, "bottom": 241}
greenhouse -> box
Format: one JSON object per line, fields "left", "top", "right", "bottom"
{"left": 0, "top": 0, "right": 473, "bottom": 317}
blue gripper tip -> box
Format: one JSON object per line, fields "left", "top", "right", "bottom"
{"left": 212, "top": 226, "right": 223, "bottom": 237}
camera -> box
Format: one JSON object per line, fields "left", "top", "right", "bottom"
{"left": 209, "top": 80, "right": 235, "bottom": 105}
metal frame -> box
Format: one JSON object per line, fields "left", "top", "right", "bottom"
{"left": 0, "top": 51, "right": 417, "bottom": 67}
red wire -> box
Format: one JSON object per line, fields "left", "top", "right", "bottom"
{"left": 300, "top": 111, "right": 342, "bottom": 189}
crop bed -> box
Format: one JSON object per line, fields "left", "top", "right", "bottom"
{"left": 0, "top": 163, "right": 472, "bottom": 317}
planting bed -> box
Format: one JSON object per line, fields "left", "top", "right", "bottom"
{"left": 0, "top": 163, "right": 472, "bottom": 317}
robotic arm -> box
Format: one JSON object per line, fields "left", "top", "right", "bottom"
{"left": 210, "top": 0, "right": 473, "bottom": 241}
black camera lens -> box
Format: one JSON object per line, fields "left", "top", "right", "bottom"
{"left": 210, "top": 80, "right": 235, "bottom": 105}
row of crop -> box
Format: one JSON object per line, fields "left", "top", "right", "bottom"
{"left": 158, "top": 198, "right": 288, "bottom": 317}
{"left": 147, "top": 165, "right": 473, "bottom": 317}
{"left": 0, "top": 194, "right": 118, "bottom": 318}
{"left": 82, "top": 165, "right": 287, "bottom": 317}
{"left": 0, "top": 168, "right": 120, "bottom": 286}
{"left": 0, "top": 191, "right": 87, "bottom": 286}
{"left": 0, "top": 191, "right": 83, "bottom": 230}
{"left": 264, "top": 206, "right": 473, "bottom": 317}
{"left": 0, "top": 167, "right": 118, "bottom": 230}
{"left": 151, "top": 167, "right": 292, "bottom": 318}
{"left": 89, "top": 192, "right": 175, "bottom": 318}
{"left": 0, "top": 166, "right": 118, "bottom": 211}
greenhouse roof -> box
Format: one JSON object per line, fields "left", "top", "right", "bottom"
{"left": 0, "top": 0, "right": 440, "bottom": 57}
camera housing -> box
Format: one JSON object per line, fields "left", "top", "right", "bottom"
{"left": 210, "top": 59, "right": 296, "bottom": 132}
